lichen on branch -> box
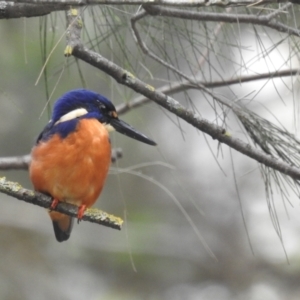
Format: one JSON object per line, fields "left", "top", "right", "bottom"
{"left": 0, "top": 177, "right": 123, "bottom": 230}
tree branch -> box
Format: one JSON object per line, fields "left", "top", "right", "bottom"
{"left": 1, "top": 0, "right": 298, "bottom": 237}
{"left": 0, "top": 154, "right": 30, "bottom": 170}
{"left": 0, "top": 1, "right": 68, "bottom": 18}
{"left": 68, "top": 44, "right": 300, "bottom": 179}
{"left": 0, "top": 3, "right": 299, "bottom": 232}
{"left": 116, "top": 69, "right": 300, "bottom": 115}
{"left": 4, "top": 0, "right": 297, "bottom": 7}
{"left": 143, "top": 4, "right": 300, "bottom": 37}
{"left": 0, "top": 177, "right": 123, "bottom": 230}
{"left": 0, "top": 149, "right": 122, "bottom": 171}
{"left": 129, "top": 6, "right": 300, "bottom": 119}
{"left": 59, "top": 7, "right": 300, "bottom": 180}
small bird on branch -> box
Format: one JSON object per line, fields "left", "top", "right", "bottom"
{"left": 29, "top": 89, "right": 156, "bottom": 242}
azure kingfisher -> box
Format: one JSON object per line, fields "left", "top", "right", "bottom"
{"left": 29, "top": 89, "right": 156, "bottom": 242}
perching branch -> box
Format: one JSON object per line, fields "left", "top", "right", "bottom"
{"left": 1, "top": 5, "right": 299, "bottom": 220}
{"left": 0, "top": 177, "right": 123, "bottom": 230}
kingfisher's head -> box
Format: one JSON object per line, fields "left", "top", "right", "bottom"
{"left": 39, "top": 89, "right": 156, "bottom": 145}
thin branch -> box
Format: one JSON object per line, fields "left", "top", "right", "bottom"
{"left": 0, "top": 154, "right": 30, "bottom": 170}
{"left": 0, "top": 148, "right": 122, "bottom": 170}
{"left": 0, "top": 0, "right": 297, "bottom": 19}
{"left": 4, "top": 0, "right": 297, "bottom": 7}
{"left": 143, "top": 4, "right": 300, "bottom": 37}
{"left": 129, "top": 5, "right": 299, "bottom": 118}
{"left": 0, "top": 177, "right": 123, "bottom": 230}
{"left": 131, "top": 10, "right": 194, "bottom": 85}
{"left": 0, "top": 1, "right": 68, "bottom": 18}
{"left": 116, "top": 68, "right": 300, "bottom": 115}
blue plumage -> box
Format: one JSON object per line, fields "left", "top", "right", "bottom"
{"left": 52, "top": 89, "right": 115, "bottom": 124}
{"left": 37, "top": 119, "right": 78, "bottom": 142}
{"left": 37, "top": 89, "right": 117, "bottom": 142}
{"left": 36, "top": 88, "right": 156, "bottom": 146}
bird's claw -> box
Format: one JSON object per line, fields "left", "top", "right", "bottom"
{"left": 77, "top": 205, "right": 86, "bottom": 224}
{"left": 50, "top": 198, "right": 59, "bottom": 210}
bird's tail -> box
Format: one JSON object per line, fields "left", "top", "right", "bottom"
{"left": 49, "top": 211, "right": 74, "bottom": 242}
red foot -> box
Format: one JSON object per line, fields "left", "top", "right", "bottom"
{"left": 50, "top": 198, "right": 59, "bottom": 210}
{"left": 77, "top": 205, "right": 86, "bottom": 223}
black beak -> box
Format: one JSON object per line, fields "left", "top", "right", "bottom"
{"left": 110, "top": 118, "right": 156, "bottom": 146}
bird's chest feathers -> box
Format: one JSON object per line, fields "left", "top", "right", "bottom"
{"left": 30, "top": 119, "right": 111, "bottom": 205}
{"left": 62, "top": 119, "right": 110, "bottom": 162}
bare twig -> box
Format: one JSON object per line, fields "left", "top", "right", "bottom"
{"left": 0, "top": 177, "right": 123, "bottom": 230}
{"left": 4, "top": 0, "right": 296, "bottom": 7}
{"left": 0, "top": 0, "right": 296, "bottom": 19}
{"left": 0, "top": 149, "right": 122, "bottom": 170}
{"left": 0, "top": 1, "right": 68, "bottom": 18}
{"left": 131, "top": 10, "right": 194, "bottom": 85}
{"left": 130, "top": 5, "right": 298, "bottom": 116}
{"left": 0, "top": 154, "right": 30, "bottom": 170}
{"left": 143, "top": 4, "right": 299, "bottom": 37}
{"left": 116, "top": 68, "right": 300, "bottom": 115}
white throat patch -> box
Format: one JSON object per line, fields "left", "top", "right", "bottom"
{"left": 54, "top": 108, "right": 88, "bottom": 125}
{"left": 104, "top": 123, "right": 115, "bottom": 132}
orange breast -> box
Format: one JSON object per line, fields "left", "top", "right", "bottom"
{"left": 29, "top": 119, "right": 111, "bottom": 208}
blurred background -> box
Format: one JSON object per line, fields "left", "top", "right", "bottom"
{"left": 1, "top": 5, "right": 300, "bottom": 299}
